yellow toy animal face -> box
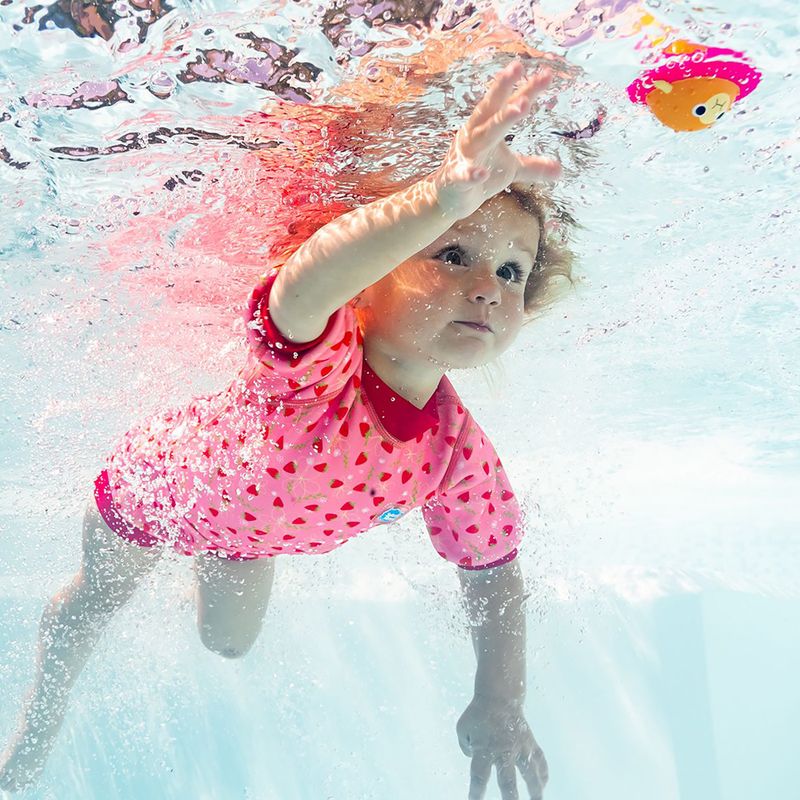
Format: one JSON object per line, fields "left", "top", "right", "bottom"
{"left": 646, "top": 76, "right": 740, "bottom": 131}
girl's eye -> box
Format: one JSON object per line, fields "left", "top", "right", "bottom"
{"left": 498, "top": 263, "right": 525, "bottom": 283}
{"left": 436, "top": 247, "right": 526, "bottom": 283}
{"left": 439, "top": 247, "right": 464, "bottom": 265}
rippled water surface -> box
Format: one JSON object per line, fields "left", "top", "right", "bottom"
{"left": 1, "top": 1, "right": 798, "bottom": 798}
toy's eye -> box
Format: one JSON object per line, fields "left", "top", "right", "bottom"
{"left": 692, "top": 104, "right": 707, "bottom": 117}
{"left": 716, "top": 112, "right": 725, "bottom": 120}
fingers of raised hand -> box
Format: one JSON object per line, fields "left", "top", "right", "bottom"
{"left": 466, "top": 66, "right": 554, "bottom": 157}
{"left": 516, "top": 153, "right": 562, "bottom": 183}
{"left": 469, "top": 59, "right": 525, "bottom": 129}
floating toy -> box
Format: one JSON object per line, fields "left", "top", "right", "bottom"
{"left": 626, "top": 39, "right": 762, "bottom": 131}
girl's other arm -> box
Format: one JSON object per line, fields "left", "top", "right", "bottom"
{"left": 458, "top": 558, "right": 527, "bottom": 703}
{"left": 456, "top": 559, "right": 549, "bottom": 798}
{"left": 269, "top": 59, "right": 561, "bottom": 345}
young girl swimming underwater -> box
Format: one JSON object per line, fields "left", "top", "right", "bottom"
{"left": 1, "top": 59, "right": 575, "bottom": 799}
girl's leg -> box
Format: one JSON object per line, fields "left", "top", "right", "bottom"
{"left": 0, "top": 497, "right": 165, "bottom": 792}
{"left": 193, "top": 553, "right": 275, "bottom": 659}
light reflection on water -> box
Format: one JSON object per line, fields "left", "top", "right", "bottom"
{"left": 0, "top": 0, "right": 798, "bottom": 798}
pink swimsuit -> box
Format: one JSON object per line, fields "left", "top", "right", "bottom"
{"left": 94, "top": 266, "right": 523, "bottom": 570}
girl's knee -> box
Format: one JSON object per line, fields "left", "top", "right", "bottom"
{"left": 208, "top": 643, "right": 250, "bottom": 660}
{"left": 198, "top": 623, "right": 260, "bottom": 659}
{"left": 193, "top": 553, "right": 274, "bottom": 659}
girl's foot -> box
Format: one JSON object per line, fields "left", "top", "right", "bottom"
{"left": 0, "top": 704, "right": 64, "bottom": 792}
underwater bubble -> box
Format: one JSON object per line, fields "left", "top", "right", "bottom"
{"left": 148, "top": 71, "right": 175, "bottom": 99}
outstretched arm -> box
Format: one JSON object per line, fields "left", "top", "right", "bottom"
{"left": 269, "top": 59, "right": 561, "bottom": 344}
{"left": 457, "top": 559, "right": 548, "bottom": 800}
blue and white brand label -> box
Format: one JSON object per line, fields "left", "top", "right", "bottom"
{"left": 377, "top": 508, "right": 404, "bottom": 523}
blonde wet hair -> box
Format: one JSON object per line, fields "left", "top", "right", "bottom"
{"left": 501, "top": 182, "right": 580, "bottom": 322}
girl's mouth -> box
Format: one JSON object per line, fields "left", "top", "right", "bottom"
{"left": 454, "top": 321, "right": 492, "bottom": 333}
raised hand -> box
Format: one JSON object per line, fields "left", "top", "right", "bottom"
{"left": 430, "top": 59, "right": 562, "bottom": 220}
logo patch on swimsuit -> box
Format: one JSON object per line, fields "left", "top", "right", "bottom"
{"left": 377, "top": 508, "right": 404, "bottom": 523}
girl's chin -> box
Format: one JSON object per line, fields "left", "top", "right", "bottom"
{"left": 432, "top": 349, "right": 494, "bottom": 370}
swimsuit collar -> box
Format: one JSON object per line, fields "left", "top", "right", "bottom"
{"left": 361, "top": 359, "right": 440, "bottom": 442}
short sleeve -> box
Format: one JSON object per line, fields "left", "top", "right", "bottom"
{"left": 422, "top": 418, "right": 523, "bottom": 570}
{"left": 243, "top": 266, "right": 362, "bottom": 401}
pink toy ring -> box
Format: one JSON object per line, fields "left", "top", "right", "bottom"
{"left": 626, "top": 41, "right": 762, "bottom": 132}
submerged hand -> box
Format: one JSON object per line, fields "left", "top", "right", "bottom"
{"left": 457, "top": 695, "right": 548, "bottom": 800}
{"left": 431, "top": 58, "right": 562, "bottom": 220}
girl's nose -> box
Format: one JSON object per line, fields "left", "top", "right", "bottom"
{"left": 465, "top": 267, "right": 502, "bottom": 305}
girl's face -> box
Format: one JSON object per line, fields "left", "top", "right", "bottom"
{"left": 356, "top": 194, "right": 540, "bottom": 374}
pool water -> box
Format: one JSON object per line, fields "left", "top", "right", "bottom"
{"left": 1, "top": 0, "right": 798, "bottom": 798}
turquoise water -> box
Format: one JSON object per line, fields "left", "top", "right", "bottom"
{"left": 1, "top": 0, "right": 798, "bottom": 798}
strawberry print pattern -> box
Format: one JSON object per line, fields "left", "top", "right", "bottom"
{"left": 101, "top": 265, "right": 523, "bottom": 569}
